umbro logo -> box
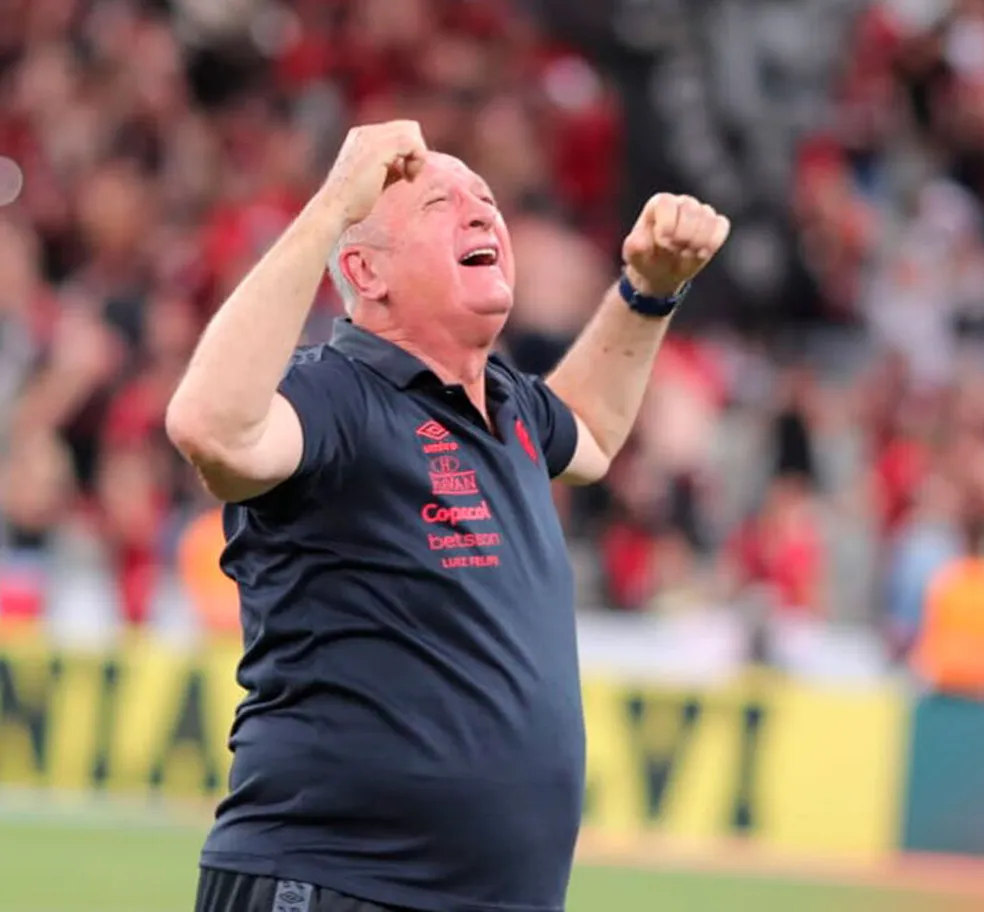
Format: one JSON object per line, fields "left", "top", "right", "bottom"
{"left": 273, "top": 880, "right": 312, "bottom": 912}
{"left": 416, "top": 419, "right": 451, "bottom": 441}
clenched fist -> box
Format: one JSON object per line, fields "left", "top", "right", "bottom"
{"left": 622, "top": 194, "right": 731, "bottom": 299}
{"left": 321, "top": 120, "right": 428, "bottom": 228}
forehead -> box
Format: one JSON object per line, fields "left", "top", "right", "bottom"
{"left": 422, "top": 152, "right": 487, "bottom": 187}
{"left": 385, "top": 153, "right": 490, "bottom": 207}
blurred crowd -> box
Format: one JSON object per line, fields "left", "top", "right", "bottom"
{"left": 4, "top": 0, "right": 984, "bottom": 687}
{"left": 0, "top": 0, "right": 620, "bottom": 632}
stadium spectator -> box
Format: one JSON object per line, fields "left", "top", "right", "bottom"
{"left": 884, "top": 471, "right": 962, "bottom": 660}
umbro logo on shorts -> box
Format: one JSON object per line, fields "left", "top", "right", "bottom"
{"left": 273, "top": 880, "right": 313, "bottom": 912}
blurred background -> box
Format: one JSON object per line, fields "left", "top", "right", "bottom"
{"left": 3, "top": 0, "right": 984, "bottom": 910}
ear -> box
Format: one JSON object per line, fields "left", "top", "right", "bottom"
{"left": 341, "top": 248, "right": 388, "bottom": 302}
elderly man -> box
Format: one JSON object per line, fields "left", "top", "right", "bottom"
{"left": 167, "top": 121, "right": 729, "bottom": 912}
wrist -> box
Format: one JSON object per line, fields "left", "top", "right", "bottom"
{"left": 618, "top": 267, "right": 690, "bottom": 319}
{"left": 309, "top": 186, "right": 351, "bottom": 235}
{"left": 301, "top": 192, "right": 351, "bottom": 261}
{"left": 623, "top": 264, "right": 687, "bottom": 300}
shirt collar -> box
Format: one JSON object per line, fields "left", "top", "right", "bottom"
{"left": 329, "top": 318, "right": 511, "bottom": 400}
{"left": 330, "top": 318, "right": 436, "bottom": 389}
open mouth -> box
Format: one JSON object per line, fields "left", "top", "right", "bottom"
{"left": 458, "top": 247, "right": 499, "bottom": 267}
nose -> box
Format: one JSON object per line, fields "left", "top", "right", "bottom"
{"left": 462, "top": 195, "right": 495, "bottom": 230}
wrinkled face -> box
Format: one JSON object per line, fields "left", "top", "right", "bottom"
{"left": 359, "top": 152, "right": 515, "bottom": 334}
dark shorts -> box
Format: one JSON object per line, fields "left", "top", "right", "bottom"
{"left": 194, "top": 868, "right": 408, "bottom": 912}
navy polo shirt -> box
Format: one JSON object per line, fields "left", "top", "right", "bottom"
{"left": 202, "top": 320, "right": 585, "bottom": 912}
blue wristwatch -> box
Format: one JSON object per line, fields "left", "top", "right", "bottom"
{"left": 618, "top": 271, "right": 690, "bottom": 318}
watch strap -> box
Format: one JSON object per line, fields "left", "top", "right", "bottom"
{"left": 618, "top": 272, "right": 690, "bottom": 318}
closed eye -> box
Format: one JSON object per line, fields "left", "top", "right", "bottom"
{"left": 425, "top": 195, "right": 449, "bottom": 208}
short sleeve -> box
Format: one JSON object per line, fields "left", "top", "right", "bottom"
{"left": 248, "top": 345, "right": 365, "bottom": 510}
{"left": 514, "top": 373, "right": 578, "bottom": 479}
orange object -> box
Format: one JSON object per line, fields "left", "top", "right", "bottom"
{"left": 177, "top": 508, "right": 240, "bottom": 635}
{"left": 913, "top": 557, "right": 984, "bottom": 695}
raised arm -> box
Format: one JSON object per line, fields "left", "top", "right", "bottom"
{"left": 547, "top": 194, "right": 730, "bottom": 485}
{"left": 165, "top": 121, "right": 427, "bottom": 503}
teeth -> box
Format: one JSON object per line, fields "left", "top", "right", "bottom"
{"left": 462, "top": 248, "right": 497, "bottom": 264}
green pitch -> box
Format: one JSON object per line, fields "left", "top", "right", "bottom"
{"left": 0, "top": 811, "right": 974, "bottom": 912}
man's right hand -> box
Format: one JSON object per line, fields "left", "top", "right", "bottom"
{"left": 321, "top": 121, "right": 428, "bottom": 229}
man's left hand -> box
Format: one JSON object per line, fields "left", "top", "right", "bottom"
{"left": 622, "top": 194, "right": 731, "bottom": 298}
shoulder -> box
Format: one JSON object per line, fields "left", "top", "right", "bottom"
{"left": 276, "top": 343, "right": 374, "bottom": 451}
{"left": 488, "top": 350, "right": 543, "bottom": 412}
{"left": 489, "top": 350, "right": 577, "bottom": 477}
{"left": 488, "top": 350, "right": 558, "bottom": 409}
{"left": 285, "top": 342, "right": 357, "bottom": 379}
{"left": 280, "top": 343, "right": 371, "bottom": 401}
{"left": 487, "top": 350, "right": 529, "bottom": 394}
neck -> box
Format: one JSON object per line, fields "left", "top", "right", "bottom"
{"left": 358, "top": 313, "right": 495, "bottom": 419}
{"left": 399, "top": 338, "right": 489, "bottom": 388}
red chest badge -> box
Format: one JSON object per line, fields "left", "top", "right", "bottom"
{"left": 515, "top": 417, "right": 538, "bottom": 464}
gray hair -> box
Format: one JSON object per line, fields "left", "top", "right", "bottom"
{"left": 327, "top": 226, "right": 358, "bottom": 315}
{"left": 326, "top": 220, "right": 390, "bottom": 315}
